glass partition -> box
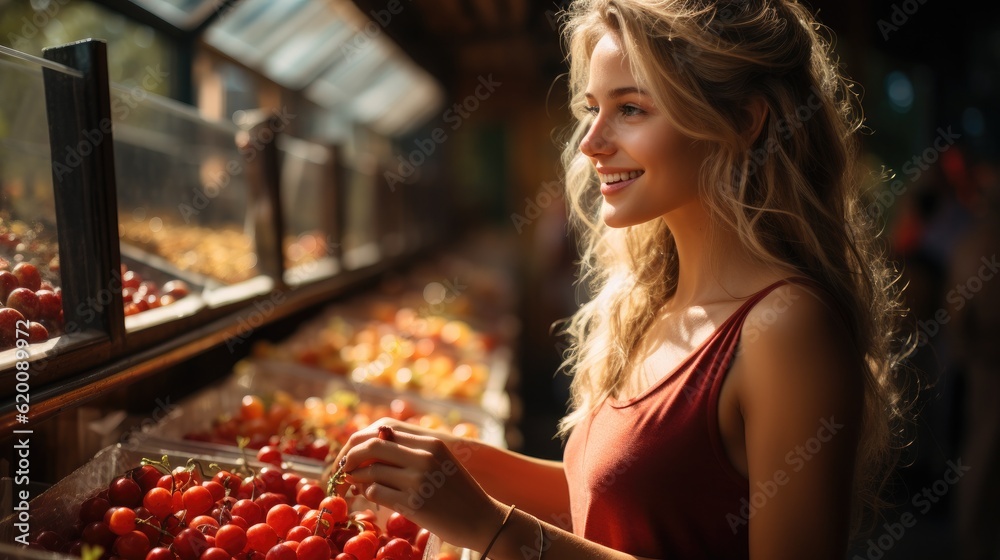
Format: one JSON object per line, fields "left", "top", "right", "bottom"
{"left": 340, "top": 154, "right": 380, "bottom": 270}
{"left": 0, "top": 49, "right": 99, "bottom": 364}
{"left": 279, "top": 136, "right": 339, "bottom": 286}
{"left": 111, "top": 83, "right": 273, "bottom": 313}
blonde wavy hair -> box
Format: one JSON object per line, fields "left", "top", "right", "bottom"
{"left": 556, "top": 0, "right": 909, "bottom": 538}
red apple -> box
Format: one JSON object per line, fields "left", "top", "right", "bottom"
{"left": 0, "top": 271, "right": 18, "bottom": 301}
{"left": 27, "top": 322, "right": 48, "bottom": 343}
{"left": 0, "top": 233, "right": 18, "bottom": 249}
{"left": 0, "top": 307, "right": 26, "bottom": 349}
{"left": 35, "top": 290, "right": 61, "bottom": 320}
{"left": 6, "top": 288, "right": 39, "bottom": 321}
{"left": 12, "top": 263, "right": 41, "bottom": 292}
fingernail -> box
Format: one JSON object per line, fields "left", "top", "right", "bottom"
{"left": 378, "top": 425, "right": 395, "bottom": 441}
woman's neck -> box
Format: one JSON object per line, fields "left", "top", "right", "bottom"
{"left": 662, "top": 202, "right": 789, "bottom": 309}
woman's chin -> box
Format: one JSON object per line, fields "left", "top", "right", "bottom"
{"left": 601, "top": 204, "right": 647, "bottom": 229}
{"left": 601, "top": 203, "right": 625, "bottom": 228}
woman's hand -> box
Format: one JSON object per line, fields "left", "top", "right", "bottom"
{"left": 333, "top": 418, "right": 505, "bottom": 552}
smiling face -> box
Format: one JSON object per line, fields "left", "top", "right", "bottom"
{"left": 580, "top": 33, "right": 707, "bottom": 228}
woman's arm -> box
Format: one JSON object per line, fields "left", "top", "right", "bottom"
{"left": 452, "top": 438, "right": 570, "bottom": 522}
{"left": 338, "top": 426, "right": 659, "bottom": 560}
{"left": 735, "top": 285, "right": 865, "bottom": 560}
{"left": 332, "top": 419, "right": 570, "bottom": 521}
{"left": 470, "top": 499, "right": 659, "bottom": 560}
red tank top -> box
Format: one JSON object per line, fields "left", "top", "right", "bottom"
{"left": 563, "top": 278, "right": 819, "bottom": 558}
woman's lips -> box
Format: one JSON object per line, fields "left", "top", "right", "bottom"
{"left": 600, "top": 170, "right": 643, "bottom": 195}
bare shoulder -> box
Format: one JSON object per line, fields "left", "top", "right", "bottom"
{"left": 736, "top": 280, "right": 864, "bottom": 421}
{"left": 730, "top": 281, "right": 866, "bottom": 555}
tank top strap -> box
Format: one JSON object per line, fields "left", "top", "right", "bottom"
{"left": 725, "top": 276, "right": 810, "bottom": 325}
{"left": 709, "top": 275, "right": 839, "bottom": 352}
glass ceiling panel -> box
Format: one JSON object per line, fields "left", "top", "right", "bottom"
{"left": 204, "top": 0, "right": 311, "bottom": 67}
{"left": 304, "top": 40, "right": 391, "bottom": 107}
{"left": 370, "top": 79, "right": 444, "bottom": 135}
{"left": 263, "top": 16, "right": 353, "bottom": 89}
{"left": 199, "top": 0, "right": 441, "bottom": 136}
{"left": 350, "top": 67, "right": 417, "bottom": 122}
{"left": 129, "top": 0, "right": 221, "bottom": 29}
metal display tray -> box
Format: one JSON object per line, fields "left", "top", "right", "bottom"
{"left": 142, "top": 359, "right": 507, "bottom": 465}
{"left": 0, "top": 440, "right": 442, "bottom": 559}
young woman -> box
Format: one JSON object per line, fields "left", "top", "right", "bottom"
{"left": 335, "top": 0, "right": 908, "bottom": 558}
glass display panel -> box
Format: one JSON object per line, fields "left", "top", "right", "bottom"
{"left": 0, "top": 50, "right": 97, "bottom": 362}
{"left": 340, "top": 155, "right": 380, "bottom": 271}
{"left": 0, "top": 1, "right": 174, "bottom": 99}
{"left": 111, "top": 83, "right": 273, "bottom": 311}
{"left": 203, "top": 0, "right": 312, "bottom": 68}
{"left": 278, "top": 136, "right": 338, "bottom": 286}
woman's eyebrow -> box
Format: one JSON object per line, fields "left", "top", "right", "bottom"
{"left": 584, "top": 86, "right": 648, "bottom": 100}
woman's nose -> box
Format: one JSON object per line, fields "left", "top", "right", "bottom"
{"left": 580, "top": 118, "right": 614, "bottom": 158}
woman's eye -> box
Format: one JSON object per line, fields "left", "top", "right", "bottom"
{"left": 583, "top": 105, "right": 599, "bottom": 115}
{"left": 620, "top": 104, "right": 644, "bottom": 117}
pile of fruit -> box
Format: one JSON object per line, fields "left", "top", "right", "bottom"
{"left": 120, "top": 265, "right": 191, "bottom": 317}
{"left": 0, "top": 262, "right": 62, "bottom": 348}
{"left": 0, "top": 217, "right": 61, "bottom": 288}
{"left": 252, "top": 305, "right": 495, "bottom": 403}
{"left": 184, "top": 391, "right": 479, "bottom": 463}
{"left": 23, "top": 450, "right": 435, "bottom": 560}
{"left": 120, "top": 220, "right": 258, "bottom": 285}
{"left": 284, "top": 231, "right": 331, "bottom": 270}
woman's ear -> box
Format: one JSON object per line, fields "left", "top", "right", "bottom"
{"left": 743, "top": 97, "right": 769, "bottom": 145}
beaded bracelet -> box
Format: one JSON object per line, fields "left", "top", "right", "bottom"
{"left": 481, "top": 503, "right": 517, "bottom": 559}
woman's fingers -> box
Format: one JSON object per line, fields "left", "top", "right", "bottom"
{"left": 357, "top": 482, "right": 410, "bottom": 513}
{"left": 346, "top": 460, "right": 414, "bottom": 490}
{"left": 332, "top": 418, "right": 416, "bottom": 468}
{"left": 342, "top": 436, "right": 437, "bottom": 473}
{"left": 336, "top": 420, "right": 444, "bottom": 471}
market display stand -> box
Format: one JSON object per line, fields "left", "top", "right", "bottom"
{"left": 4, "top": 37, "right": 498, "bottom": 471}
